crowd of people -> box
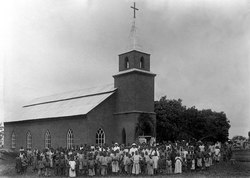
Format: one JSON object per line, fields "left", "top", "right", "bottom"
{"left": 15, "top": 140, "right": 233, "bottom": 177}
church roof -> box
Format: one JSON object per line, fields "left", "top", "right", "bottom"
{"left": 15, "top": 84, "right": 116, "bottom": 122}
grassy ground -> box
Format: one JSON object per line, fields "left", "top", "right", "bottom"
{"left": 1, "top": 150, "right": 250, "bottom": 177}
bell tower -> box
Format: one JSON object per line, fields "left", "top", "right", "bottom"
{"left": 113, "top": 49, "right": 156, "bottom": 144}
{"left": 113, "top": 2, "right": 156, "bottom": 144}
{"left": 114, "top": 50, "right": 156, "bottom": 113}
{"left": 119, "top": 50, "right": 150, "bottom": 72}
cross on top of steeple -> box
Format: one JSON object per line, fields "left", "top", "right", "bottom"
{"left": 131, "top": 2, "right": 139, "bottom": 18}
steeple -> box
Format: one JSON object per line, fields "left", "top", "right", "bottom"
{"left": 127, "top": 2, "right": 142, "bottom": 51}
{"left": 118, "top": 2, "right": 151, "bottom": 72}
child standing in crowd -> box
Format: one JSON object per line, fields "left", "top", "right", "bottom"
{"left": 191, "top": 151, "right": 196, "bottom": 172}
{"left": 166, "top": 156, "right": 172, "bottom": 174}
{"left": 152, "top": 152, "right": 159, "bottom": 174}
{"left": 215, "top": 146, "right": 221, "bottom": 162}
{"left": 140, "top": 152, "right": 146, "bottom": 174}
{"left": 68, "top": 156, "right": 76, "bottom": 177}
{"left": 196, "top": 150, "right": 203, "bottom": 170}
{"left": 59, "top": 153, "right": 66, "bottom": 176}
{"left": 147, "top": 155, "right": 154, "bottom": 176}
{"left": 124, "top": 152, "right": 132, "bottom": 175}
{"left": 204, "top": 152, "right": 210, "bottom": 169}
{"left": 88, "top": 155, "right": 95, "bottom": 176}
{"left": 111, "top": 151, "right": 119, "bottom": 174}
{"left": 82, "top": 153, "right": 88, "bottom": 176}
{"left": 100, "top": 152, "right": 108, "bottom": 176}
{"left": 186, "top": 151, "right": 192, "bottom": 172}
{"left": 44, "top": 155, "right": 50, "bottom": 176}
{"left": 78, "top": 150, "right": 84, "bottom": 176}
{"left": 37, "top": 156, "right": 44, "bottom": 176}
{"left": 132, "top": 151, "right": 141, "bottom": 175}
{"left": 54, "top": 155, "right": 60, "bottom": 176}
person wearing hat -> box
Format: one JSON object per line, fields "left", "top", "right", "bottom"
{"left": 129, "top": 143, "right": 138, "bottom": 155}
{"left": 113, "top": 143, "right": 120, "bottom": 152}
{"left": 79, "top": 144, "right": 84, "bottom": 151}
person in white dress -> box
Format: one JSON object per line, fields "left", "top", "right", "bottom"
{"left": 132, "top": 151, "right": 141, "bottom": 175}
{"left": 174, "top": 153, "right": 182, "bottom": 174}
{"left": 68, "top": 156, "right": 76, "bottom": 177}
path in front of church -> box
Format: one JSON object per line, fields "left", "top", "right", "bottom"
{"left": 1, "top": 150, "right": 250, "bottom": 177}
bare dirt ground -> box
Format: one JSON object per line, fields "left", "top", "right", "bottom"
{"left": 1, "top": 150, "right": 250, "bottom": 178}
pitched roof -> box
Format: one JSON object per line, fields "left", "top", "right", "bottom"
{"left": 15, "top": 84, "right": 116, "bottom": 122}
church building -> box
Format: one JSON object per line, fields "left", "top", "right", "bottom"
{"left": 4, "top": 3, "right": 156, "bottom": 150}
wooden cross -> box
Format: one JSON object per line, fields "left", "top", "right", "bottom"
{"left": 131, "top": 2, "right": 139, "bottom": 19}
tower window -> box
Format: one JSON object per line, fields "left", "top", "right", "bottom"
{"left": 125, "top": 57, "right": 130, "bottom": 69}
{"left": 26, "top": 131, "right": 32, "bottom": 149}
{"left": 140, "top": 57, "right": 144, "bottom": 68}
{"left": 45, "top": 130, "right": 51, "bottom": 148}
{"left": 96, "top": 128, "right": 105, "bottom": 146}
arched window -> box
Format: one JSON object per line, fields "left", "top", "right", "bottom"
{"left": 26, "top": 131, "right": 32, "bottom": 149}
{"left": 125, "top": 57, "right": 129, "bottom": 69}
{"left": 140, "top": 57, "right": 144, "bottom": 68}
{"left": 45, "top": 130, "right": 51, "bottom": 148}
{"left": 96, "top": 128, "right": 105, "bottom": 145}
{"left": 11, "top": 132, "right": 16, "bottom": 149}
{"left": 67, "top": 129, "right": 74, "bottom": 149}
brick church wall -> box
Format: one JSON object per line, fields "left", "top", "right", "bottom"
{"left": 4, "top": 94, "right": 116, "bottom": 150}
{"left": 114, "top": 71, "right": 155, "bottom": 113}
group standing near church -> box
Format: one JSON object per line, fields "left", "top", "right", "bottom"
{"left": 15, "top": 140, "right": 232, "bottom": 177}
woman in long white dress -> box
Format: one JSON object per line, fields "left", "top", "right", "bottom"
{"left": 174, "top": 153, "right": 182, "bottom": 174}
{"left": 68, "top": 156, "right": 76, "bottom": 177}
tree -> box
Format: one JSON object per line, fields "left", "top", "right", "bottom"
{"left": 155, "top": 96, "right": 186, "bottom": 142}
{"left": 154, "top": 96, "right": 231, "bottom": 143}
{"left": 232, "top": 135, "right": 246, "bottom": 142}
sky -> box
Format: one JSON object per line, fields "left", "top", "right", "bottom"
{"left": 0, "top": 0, "right": 250, "bottom": 138}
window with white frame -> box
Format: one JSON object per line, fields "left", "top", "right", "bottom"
{"left": 45, "top": 130, "right": 51, "bottom": 148}
{"left": 26, "top": 131, "right": 32, "bottom": 149}
{"left": 11, "top": 132, "right": 16, "bottom": 149}
{"left": 67, "top": 129, "right": 74, "bottom": 149}
{"left": 96, "top": 128, "right": 105, "bottom": 145}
